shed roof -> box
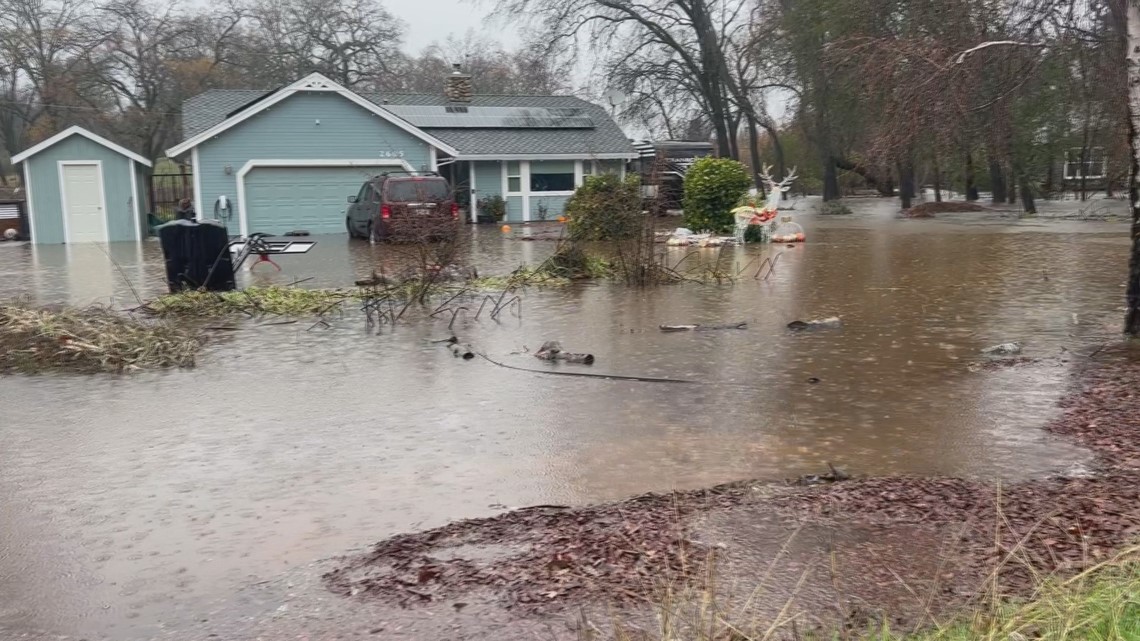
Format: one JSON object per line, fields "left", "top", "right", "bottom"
{"left": 180, "top": 87, "right": 636, "bottom": 158}
{"left": 11, "top": 126, "right": 152, "bottom": 166}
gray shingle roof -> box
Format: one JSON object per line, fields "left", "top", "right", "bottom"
{"left": 180, "top": 89, "right": 635, "bottom": 157}
{"left": 181, "top": 90, "right": 274, "bottom": 139}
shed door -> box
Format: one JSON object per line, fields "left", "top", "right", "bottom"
{"left": 244, "top": 166, "right": 393, "bottom": 236}
{"left": 61, "top": 163, "right": 108, "bottom": 243}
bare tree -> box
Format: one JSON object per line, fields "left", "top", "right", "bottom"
{"left": 237, "top": 0, "right": 405, "bottom": 89}
{"left": 491, "top": 0, "right": 751, "bottom": 157}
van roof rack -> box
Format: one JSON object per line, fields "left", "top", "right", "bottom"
{"left": 376, "top": 170, "right": 441, "bottom": 178}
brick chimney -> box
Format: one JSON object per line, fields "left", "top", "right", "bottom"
{"left": 444, "top": 63, "right": 473, "bottom": 103}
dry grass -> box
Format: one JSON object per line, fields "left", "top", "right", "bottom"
{"left": 0, "top": 302, "right": 201, "bottom": 373}
{"left": 586, "top": 494, "right": 1140, "bottom": 641}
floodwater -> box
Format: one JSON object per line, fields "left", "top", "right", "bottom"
{"left": 0, "top": 198, "right": 1132, "bottom": 639}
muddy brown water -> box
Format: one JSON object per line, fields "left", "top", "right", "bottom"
{"left": 0, "top": 198, "right": 1132, "bottom": 639}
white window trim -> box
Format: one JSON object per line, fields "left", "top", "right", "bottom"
{"left": 166, "top": 73, "right": 459, "bottom": 158}
{"left": 499, "top": 159, "right": 590, "bottom": 221}
{"left": 468, "top": 161, "right": 478, "bottom": 224}
{"left": 235, "top": 158, "right": 415, "bottom": 237}
{"left": 128, "top": 158, "right": 142, "bottom": 241}
{"left": 1063, "top": 147, "right": 1107, "bottom": 180}
{"left": 192, "top": 148, "right": 204, "bottom": 221}
{"left": 57, "top": 160, "right": 110, "bottom": 244}
{"left": 22, "top": 163, "right": 37, "bottom": 243}
{"left": 505, "top": 161, "right": 523, "bottom": 194}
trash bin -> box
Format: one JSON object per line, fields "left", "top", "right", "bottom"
{"left": 158, "top": 219, "right": 236, "bottom": 292}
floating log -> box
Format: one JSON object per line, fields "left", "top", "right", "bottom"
{"left": 535, "top": 340, "right": 595, "bottom": 365}
{"left": 786, "top": 317, "right": 842, "bottom": 331}
{"left": 659, "top": 322, "right": 747, "bottom": 332}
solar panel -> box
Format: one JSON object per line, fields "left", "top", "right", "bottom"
{"left": 383, "top": 105, "right": 595, "bottom": 129}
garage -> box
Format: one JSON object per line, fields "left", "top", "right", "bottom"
{"left": 242, "top": 166, "right": 398, "bottom": 236}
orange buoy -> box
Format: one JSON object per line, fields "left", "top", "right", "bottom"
{"left": 501, "top": 224, "right": 511, "bottom": 233}
{"left": 557, "top": 216, "right": 567, "bottom": 223}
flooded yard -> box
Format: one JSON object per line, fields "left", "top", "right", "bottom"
{"left": 0, "top": 198, "right": 1133, "bottom": 639}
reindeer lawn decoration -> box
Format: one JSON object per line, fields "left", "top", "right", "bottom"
{"left": 732, "top": 165, "right": 798, "bottom": 243}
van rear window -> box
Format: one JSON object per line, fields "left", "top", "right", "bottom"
{"left": 387, "top": 180, "right": 449, "bottom": 202}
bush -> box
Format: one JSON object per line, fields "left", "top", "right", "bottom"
{"left": 477, "top": 195, "right": 507, "bottom": 222}
{"left": 682, "top": 157, "right": 752, "bottom": 233}
{"left": 565, "top": 174, "right": 642, "bottom": 241}
{"left": 819, "top": 201, "right": 853, "bottom": 216}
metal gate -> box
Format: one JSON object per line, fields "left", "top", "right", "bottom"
{"left": 148, "top": 171, "right": 194, "bottom": 221}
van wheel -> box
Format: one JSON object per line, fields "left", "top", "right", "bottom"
{"left": 346, "top": 217, "right": 357, "bottom": 238}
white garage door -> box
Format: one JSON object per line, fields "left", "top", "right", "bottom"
{"left": 244, "top": 166, "right": 393, "bottom": 235}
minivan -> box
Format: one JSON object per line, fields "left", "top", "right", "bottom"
{"left": 346, "top": 172, "right": 459, "bottom": 241}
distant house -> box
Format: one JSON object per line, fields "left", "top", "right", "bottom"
{"left": 166, "top": 70, "right": 636, "bottom": 234}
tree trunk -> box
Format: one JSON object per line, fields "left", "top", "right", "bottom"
{"left": 988, "top": 157, "right": 1006, "bottom": 203}
{"left": 746, "top": 114, "right": 764, "bottom": 190}
{"left": 1125, "top": 0, "right": 1140, "bottom": 336}
{"left": 965, "top": 152, "right": 980, "bottom": 201}
{"left": 898, "top": 160, "right": 914, "bottom": 209}
{"left": 1008, "top": 167, "right": 1018, "bottom": 204}
{"left": 1017, "top": 167, "right": 1036, "bottom": 214}
{"left": 822, "top": 156, "right": 840, "bottom": 201}
{"left": 933, "top": 156, "right": 943, "bottom": 203}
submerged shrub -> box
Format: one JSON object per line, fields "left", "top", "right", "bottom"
{"left": 565, "top": 174, "right": 643, "bottom": 241}
{"left": 682, "top": 157, "right": 751, "bottom": 233}
{"left": 819, "top": 201, "right": 853, "bottom": 216}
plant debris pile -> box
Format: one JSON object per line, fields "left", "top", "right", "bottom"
{"left": 143, "top": 285, "right": 357, "bottom": 318}
{"left": 0, "top": 302, "right": 201, "bottom": 373}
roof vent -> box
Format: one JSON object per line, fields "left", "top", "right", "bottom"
{"left": 445, "top": 63, "right": 473, "bottom": 103}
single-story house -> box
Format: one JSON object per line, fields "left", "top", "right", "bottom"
{"left": 13, "top": 126, "right": 152, "bottom": 244}
{"left": 166, "top": 70, "right": 637, "bottom": 235}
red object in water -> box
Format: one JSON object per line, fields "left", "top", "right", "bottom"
{"left": 251, "top": 252, "right": 281, "bottom": 271}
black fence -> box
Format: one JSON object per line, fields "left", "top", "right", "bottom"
{"left": 148, "top": 171, "right": 194, "bottom": 221}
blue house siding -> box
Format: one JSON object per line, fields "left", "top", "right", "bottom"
{"left": 505, "top": 196, "right": 524, "bottom": 222}
{"left": 472, "top": 161, "right": 502, "bottom": 202}
{"left": 24, "top": 135, "right": 141, "bottom": 244}
{"left": 530, "top": 195, "right": 571, "bottom": 220}
{"left": 195, "top": 92, "right": 432, "bottom": 231}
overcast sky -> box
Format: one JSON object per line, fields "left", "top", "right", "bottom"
{"left": 394, "top": 0, "right": 522, "bottom": 54}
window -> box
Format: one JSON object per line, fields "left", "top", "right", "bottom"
{"left": 529, "top": 160, "right": 575, "bottom": 192}
{"left": 1064, "top": 147, "right": 1106, "bottom": 180}
{"left": 387, "top": 179, "right": 450, "bottom": 202}
{"left": 507, "top": 161, "right": 521, "bottom": 193}
{"left": 355, "top": 183, "right": 372, "bottom": 203}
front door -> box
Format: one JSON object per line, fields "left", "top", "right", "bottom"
{"left": 61, "top": 163, "right": 107, "bottom": 243}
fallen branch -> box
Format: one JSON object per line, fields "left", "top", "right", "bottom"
{"left": 659, "top": 322, "right": 747, "bottom": 332}
{"left": 478, "top": 352, "right": 691, "bottom": 384}
{"left": 535, "top": 340, "right": 595, "bottom": 365}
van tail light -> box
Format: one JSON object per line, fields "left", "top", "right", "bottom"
{"left": 380, "top": 204, "right": 391, "bottom": 220}
{"left": 451, "top": 202, "right": 459, "bottom": 218}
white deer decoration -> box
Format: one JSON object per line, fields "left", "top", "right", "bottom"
{"left": 733, "top": 164, "right": 798, "bottom": 242}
